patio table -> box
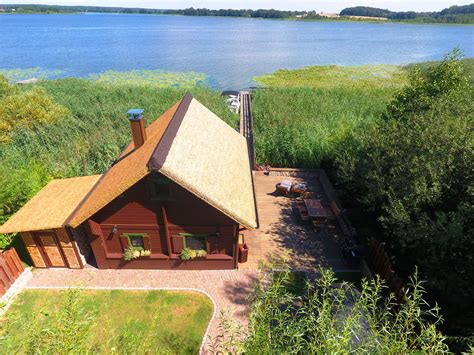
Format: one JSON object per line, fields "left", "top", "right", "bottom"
{"left": 304, "top": 199, "right": 327, "bottom": 219}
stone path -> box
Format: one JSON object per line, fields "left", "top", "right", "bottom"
{"left": 27, "top": 268, "right": 258, "bottom": 353}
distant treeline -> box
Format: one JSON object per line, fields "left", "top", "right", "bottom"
{"left": 0, "top": 5, "right": 306, "bottom": 19}
{"left": 340, "top": 4, "right": 474, "bottom": 23}
{"left": 1, "top": 4, "right": 473, "bottom": 23}
{"left": 163, "top": 8, "right": 305, "bottom": 19}
{"left": 0, "top": 4, "right": 165, "bottom": 14}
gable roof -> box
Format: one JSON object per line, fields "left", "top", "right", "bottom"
{"left": 67, "top": 99, "right": 181, "bottom": 228}
{"left": 0, "top": 175, "right": 101, "bottom": 234}
{"left": 68, "top": 94, "right": 257, "bottom": 230}
{"left": 149, "top": 96, "right": 257, "bottom": 229}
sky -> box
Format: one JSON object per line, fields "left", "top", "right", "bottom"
{"left": 2, "top": 1, "right": 472, "bottom": 13}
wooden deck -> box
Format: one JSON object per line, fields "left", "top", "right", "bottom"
{"left": 239, "top": 170, "right": 353, "bottom": 271}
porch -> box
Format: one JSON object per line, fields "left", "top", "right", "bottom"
{"left": 239, "top": 169, "right": 359, "bottom": 272}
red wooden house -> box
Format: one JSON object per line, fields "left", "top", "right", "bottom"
{"left": 0, "top": 94, "right": 258, "bottom": 269}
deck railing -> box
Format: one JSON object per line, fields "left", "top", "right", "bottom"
{"left": 366, "top": 239, "right": 404, "bottom": 302}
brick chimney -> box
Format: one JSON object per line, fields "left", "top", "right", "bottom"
{"left": 127, "top": 109, "right": 147, "bottom": 149}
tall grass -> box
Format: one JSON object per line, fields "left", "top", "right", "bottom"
{"left": 211, "top": 268, "right": 448, "bottom": 353}
{"left": 24, "top": 78, "right": 236, "bottom": 177}
{"left": 252, "top": 87, "right": 394, "bottom": 168}
{"left": 251, "top": 58, "right": 473, "bottom": 169}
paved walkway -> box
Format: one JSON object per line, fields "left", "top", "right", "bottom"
{"left": 27, "top": 268, "right": 258, "bottom": 352}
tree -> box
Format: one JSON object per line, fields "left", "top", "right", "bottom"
{"left": 334, "top": 50, "right": 474, "bottom": 347}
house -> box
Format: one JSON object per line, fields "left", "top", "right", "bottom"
{"left": 0, "top": 94, "right": 258, "bottom": 270}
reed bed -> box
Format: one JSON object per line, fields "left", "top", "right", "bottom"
{"left": 251, "top": 86, "right": 395, "bottom": 168}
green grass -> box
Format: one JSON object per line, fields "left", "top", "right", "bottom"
{"left": 251, "top": 64, "right": 402, "bottom": 168}
{"left": 0, "top": 289, "right": 213, "bottom": 353}
{"left": 88, "top": 69, "right": 209, "bottom": 88}
{"left": 252, "top": 86, "right": 393, "bottom": 167}
{"left": 254, "top": 64, "right": 407, "bottom": 89}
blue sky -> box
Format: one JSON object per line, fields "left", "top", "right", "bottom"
{"left": 3, "top": 1, "right": 472, "bottom": 12}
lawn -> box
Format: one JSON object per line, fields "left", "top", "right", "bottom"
{"left": 0, "top": 289, "right": 213, "bottom": 354}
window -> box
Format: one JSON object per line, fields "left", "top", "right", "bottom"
{"left": 179, "top": 233, "right": 207, "bottom": 251}
{"left": 149, "top": 177, "right": 173, "bottom": 201}
{"left": 123, "top": 233, "right": 147, "bottom": 250}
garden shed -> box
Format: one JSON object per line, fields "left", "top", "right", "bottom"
{"left": 0, "top": 175, "right": 101, "bottom": 268}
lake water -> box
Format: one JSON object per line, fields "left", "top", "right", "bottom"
{"left": 0, "top": 13, "right": 473, "bottom": 89}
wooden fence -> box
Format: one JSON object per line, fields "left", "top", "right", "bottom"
{"left": 0, "top": 248, "right": 24, "bottom": 297}
{"left": 366, "top": 239, "right": 404, "bottom": 302}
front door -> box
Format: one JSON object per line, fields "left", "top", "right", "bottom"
{"left": 36, "top": 233, "right": 67, "bottom": 267}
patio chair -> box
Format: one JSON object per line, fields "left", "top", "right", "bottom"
{"left": 276, "top": 180, "right": 292, "bottom": 195}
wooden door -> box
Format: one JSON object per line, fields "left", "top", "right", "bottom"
{"left": 36, "top": 233, "right": 67, "bottom": 267}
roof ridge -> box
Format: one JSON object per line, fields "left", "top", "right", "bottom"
{"left": 147, "top": 93, "right": 193, "bottom": 170}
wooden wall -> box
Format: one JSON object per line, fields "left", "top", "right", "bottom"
{"left": 21, "top": 232, "right": 46, "bottom": 268}
{"left": 20, "top": 229, "right": 83, "bottom": 269}
{"left": 0, "top": 248, "right": 24, "bottom": 296}
{"left": 87, "top": 173, "right": 238, "bottom": 269}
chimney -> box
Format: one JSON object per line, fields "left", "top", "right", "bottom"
{"left": 127, "top": 109, "right": 147, "bottom": 149}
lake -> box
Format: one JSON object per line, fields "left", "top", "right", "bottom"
{"left": 0, "top": 13, "right": 472, "bottom": 89}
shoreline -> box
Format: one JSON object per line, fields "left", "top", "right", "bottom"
{"left": 1, "top": 12, "right": 472, "bottom": 25}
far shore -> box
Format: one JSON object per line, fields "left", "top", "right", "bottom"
{"left": 0, "top": 11, "right": 472, "bottom": 25}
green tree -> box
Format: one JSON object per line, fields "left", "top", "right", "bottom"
{"left": 334, "top": 50, "right": 474, "bottom": 346}
{"left": 386, "top": 48, "right": 470, "bottom": 120}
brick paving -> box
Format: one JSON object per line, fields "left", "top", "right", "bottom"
{"left": 27, "top": 268, "right": 258, "bottom": 352}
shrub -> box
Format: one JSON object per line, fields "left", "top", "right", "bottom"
{"left": 211, "top": 268, "right": 448, "bottom": 353}
{"left": 195, "top": 249, "right": 207, "bottom": 258}
{"left": 179, "top": 248, "right": 193, "bottom": 261}
{"left": 0, "top": 86, "right": 69, "bottom": 143}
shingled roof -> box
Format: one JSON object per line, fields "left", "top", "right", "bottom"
{"left": 69, "top": 93, "right": 257, "bottom": 229}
